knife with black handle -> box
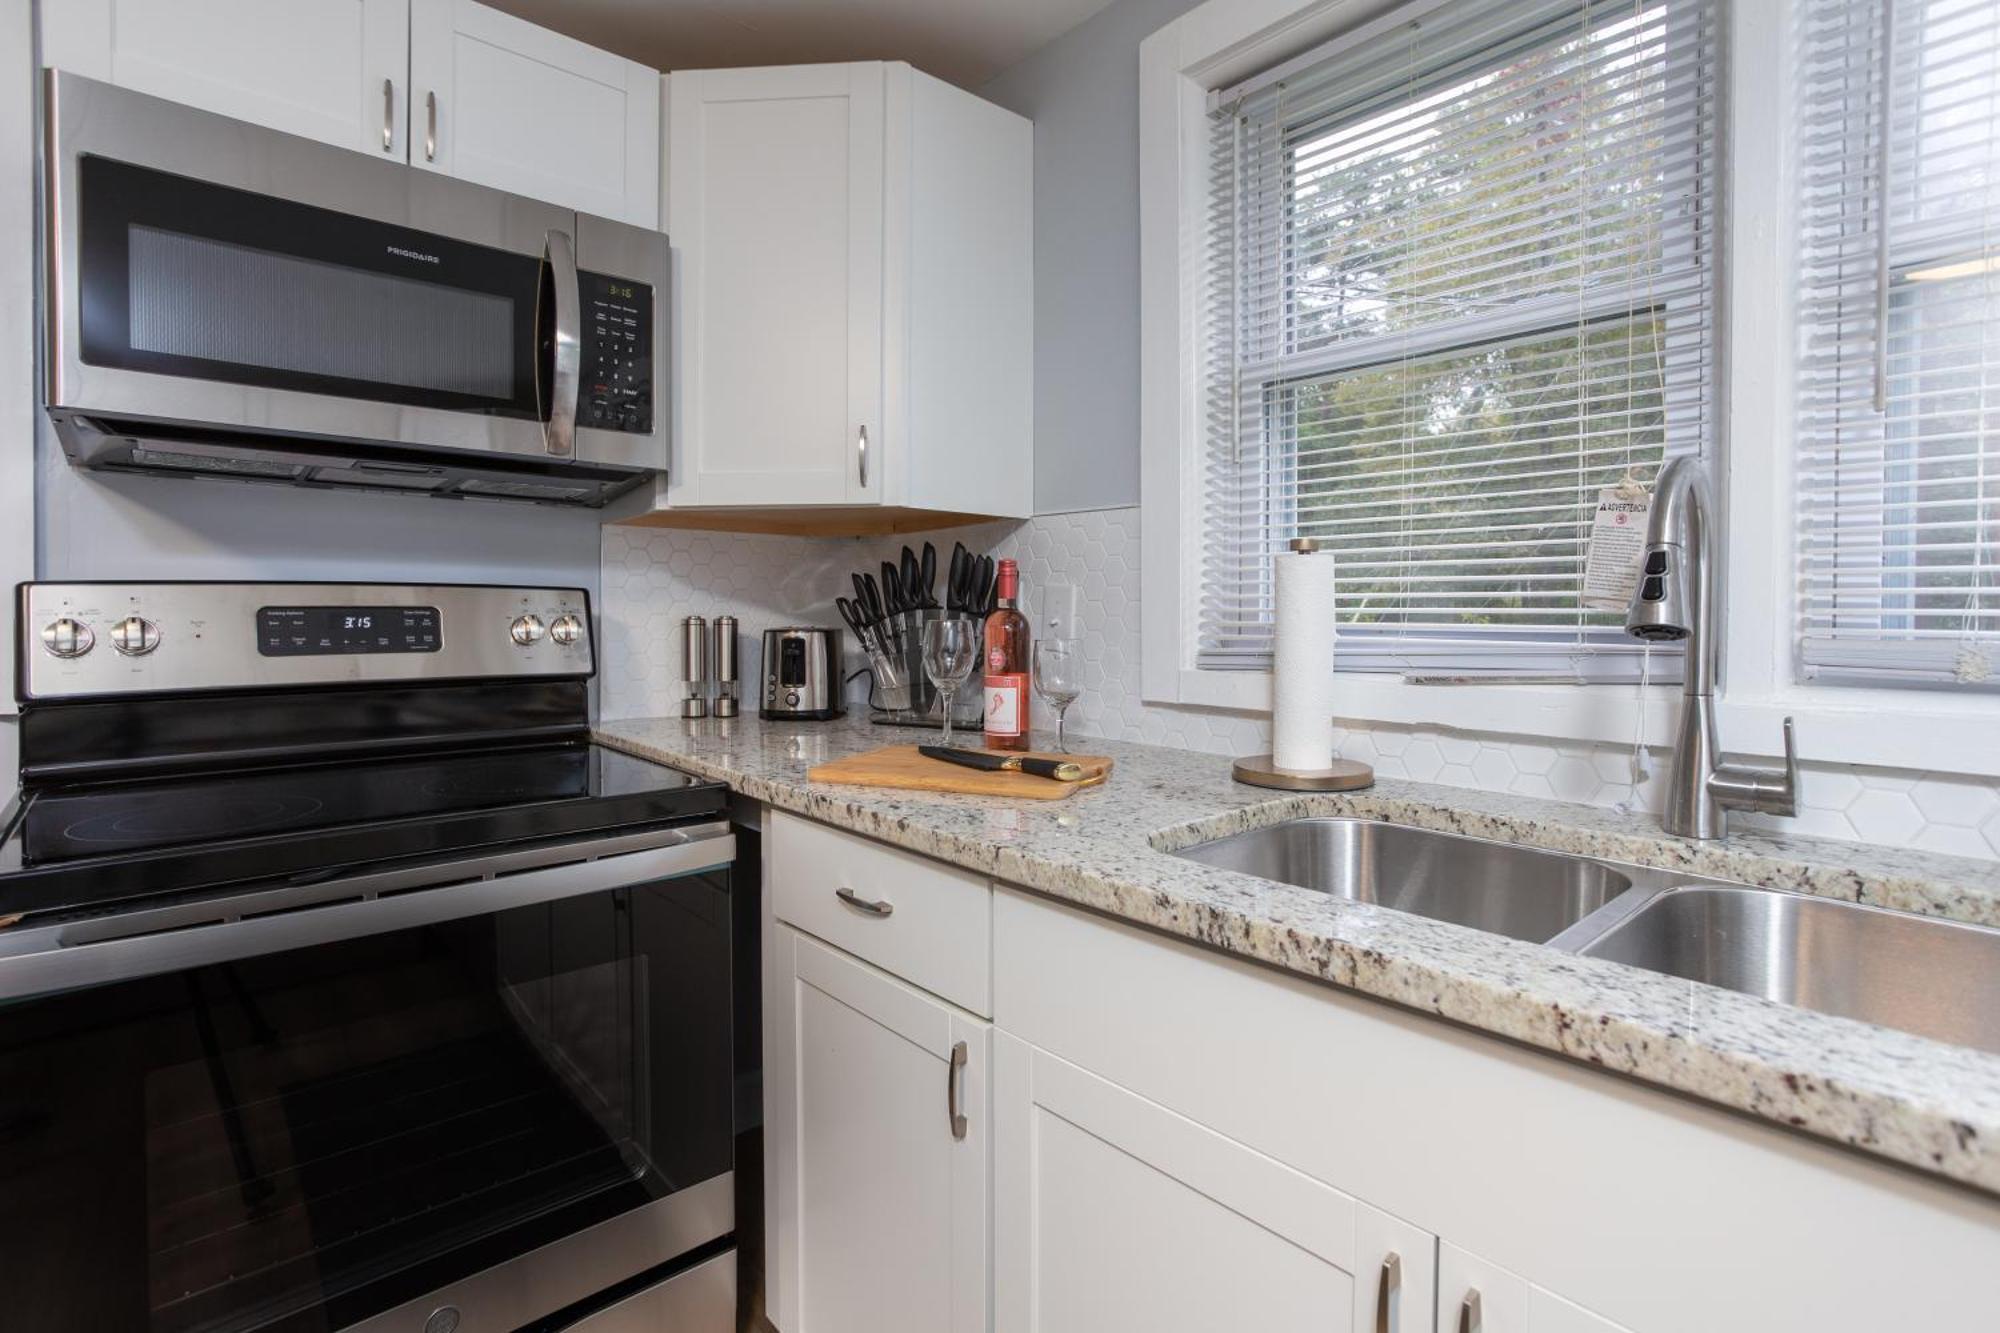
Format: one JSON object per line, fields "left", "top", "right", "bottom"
{"left": 919, "top": 745, "right": 1085, "bottom": 782}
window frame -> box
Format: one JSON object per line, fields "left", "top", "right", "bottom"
{"left": 1141, "top": 0, "right": 2000, "bottom": 771}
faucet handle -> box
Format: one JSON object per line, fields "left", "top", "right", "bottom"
{"left": 1710, "top": 716, "right": 1800, "bottom": 819}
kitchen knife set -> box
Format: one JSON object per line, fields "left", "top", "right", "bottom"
{"left": 836, "top": 541, "right": 999, "bottom": 657}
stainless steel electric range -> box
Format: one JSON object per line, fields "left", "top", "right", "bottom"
{"left": 0, "top": 582, "right": 739, "bottom": 1332}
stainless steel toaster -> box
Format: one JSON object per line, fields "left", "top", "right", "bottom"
{"left": 760, "top": 627, "right": 843, "bottom": 720}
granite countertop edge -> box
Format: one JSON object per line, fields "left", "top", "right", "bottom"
{"left": 593, "top": 715, "right": 2000, "bottom": 1196}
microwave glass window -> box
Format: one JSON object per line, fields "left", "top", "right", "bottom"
{"left": 129, "top": 226, "right": 516, "bottom": 399}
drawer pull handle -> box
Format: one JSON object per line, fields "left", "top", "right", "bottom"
{"left": 835, "top": 887, "right": 893, "bottom": 917}
{"left": 1375, "top": 1251, "right": 1400, "bottom": 1333}
{"left": 1457, "top": 1289, "right": 1481, "bottom": 1333}
{"left": 947, "top": 1039, "right": 968, "bottom": 1140}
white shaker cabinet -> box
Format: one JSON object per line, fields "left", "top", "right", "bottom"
{"left": 409, "top": 0, "right": 659, "bottom": 227}
{"left": 767, "top": 926, "right": 989, "bottom": 1333}
{"left": 993, "top": 1034, "right": 1437, "bottom": 1333}
{"left": 656, "top": 61, "right": 1032, "bottom": 528}
{"left": 41, "top": 0, "right": 658, "bottom": 226}
{"left": 1438, "top": 1244, "right": 1632, "bottom": 1333}
{"left": 42, "top": 0, "right": 412, "bottom": 157}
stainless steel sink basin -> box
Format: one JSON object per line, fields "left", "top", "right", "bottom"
{"left": 1172, "top": 818, "right": 1650, "bottom": 944}
{"left": 1573, "top": 885, "right": 2000, "bottom": 1056}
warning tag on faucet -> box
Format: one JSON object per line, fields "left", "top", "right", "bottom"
{"left": 1582, "top": 486, "right": 1651, "bottom": 610}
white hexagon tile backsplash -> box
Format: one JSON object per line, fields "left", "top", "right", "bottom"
{"left": 601, "top": 506, "right": 2000, "bottom": 861}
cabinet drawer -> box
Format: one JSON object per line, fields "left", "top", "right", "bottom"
{"left": 769, "top": 810, "right": 991, "bottom": 1014}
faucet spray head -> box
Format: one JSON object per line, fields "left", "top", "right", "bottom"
{"left": 1625, "top": 542, "right": 1691, "bottom": 643}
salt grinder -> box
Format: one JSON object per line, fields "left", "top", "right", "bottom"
{"left": 712, "top": 615, "right": 740, "bottom": 717}
{"left": 681, "top": 615, "right": 710, "bottom": 718}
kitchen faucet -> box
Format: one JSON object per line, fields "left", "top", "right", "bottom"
{"left": 1624, "top": 456, "right": 1799, "bottom": 839}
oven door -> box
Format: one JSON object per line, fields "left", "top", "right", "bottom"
{"left": 45, "top": 70, "right": 580, "bottom": 466}
{"left": 0, "top": 826, "right": 734, "bottom": 1333}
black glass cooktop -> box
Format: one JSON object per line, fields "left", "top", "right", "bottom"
{"left": 0, "top": 742, "right": 724, "bottom": 921}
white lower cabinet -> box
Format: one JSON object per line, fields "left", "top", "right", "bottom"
{"left": 993, "top": 1033, "right": 1435, "bottom": 1333}
{"left": 1438, "top": 1243, "right": 1630, "bottom": 1333}
{"left": 767, "top": 925, "right": 988, "bottom": 1333}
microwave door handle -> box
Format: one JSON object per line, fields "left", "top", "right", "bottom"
{"left": 542, "top": 227, "right": 581, "bottom": 458}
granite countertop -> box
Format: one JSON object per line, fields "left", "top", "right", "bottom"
{"left": 595, "top": 713, "right": 2000, "bottom": 1195}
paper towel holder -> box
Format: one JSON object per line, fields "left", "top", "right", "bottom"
{"left": 1233, "top": 537, "right": 1376, "bottom": 792}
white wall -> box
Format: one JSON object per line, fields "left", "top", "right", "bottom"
{"left": 601, "top": 510, "right": 2000, "bottom": 860}
{"left": 979, "top": 0, "right": 1208, "bottom": 514}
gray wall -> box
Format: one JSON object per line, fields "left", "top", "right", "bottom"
{"left": 36, "top": 428, "right": 605, "bottom": 592}
{"left": 981, "top": 0, "right": 1206, "bottom": 515}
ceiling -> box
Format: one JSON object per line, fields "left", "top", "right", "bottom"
{"left": 485, "top": 0, "right": 1122, "bottom": 88}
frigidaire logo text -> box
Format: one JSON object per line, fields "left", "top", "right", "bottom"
{"left": 387, "top": 245, "right": 440, "bottom": 264}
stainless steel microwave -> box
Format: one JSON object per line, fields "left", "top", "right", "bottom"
{"left": 43, "top": 70, "right": 668, "bottom": 507}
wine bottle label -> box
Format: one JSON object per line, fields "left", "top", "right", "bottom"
{"left": 984, "top": 673, "right": 1026, "bottom": 737}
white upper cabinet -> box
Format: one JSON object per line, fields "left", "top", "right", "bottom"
{"left": 666, "top": 63, "right": 886, "bottom": 509}
{"left": 409, "top": 0, "right": 659, "bottom": 227}
{"left": 658, "top": 61, "right": 1032, "bottom": 526}
{"left": 43, "top": 0, "right": 412, "bottom": 158}
{"left": 41, "top": 0, "right": 658, "bottom": 226}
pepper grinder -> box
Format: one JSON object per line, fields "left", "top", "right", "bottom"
{"left": 681, "top": 614, "right": 710, "bottom": 718}
{"left": 712, "top": 615, "right": 740, "bottom": 717}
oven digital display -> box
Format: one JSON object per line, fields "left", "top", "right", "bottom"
{"left": 257, "top": 606, "right": 442, "bottom": 656}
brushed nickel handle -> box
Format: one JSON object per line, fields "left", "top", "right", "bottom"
{"left": 1457, "top": 1289, "right": 1481, "bottom": 1333}
{"left": 856, "top": 425, "right": 869, "bottom": 488}
{"left": 381, "top": 78, "right": 394, "bottom": 151}
{"left": 425, "top": 89, "right": 437, "bottom": 161}
{"left": 834, "top": 887, "right": 892, "bottom": 917}
{"left": 947, "top": 1039, "right": 968, "bottom": 1140}
{"left": 539, "top": 229, "right": 580, "bottom": 458}
{"left": 1374, "top": 1252, "right": 1401, "bottom": 1333}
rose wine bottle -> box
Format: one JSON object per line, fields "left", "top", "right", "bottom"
{"left": 983, "top": 559, "right": 1031, "bottom": 751}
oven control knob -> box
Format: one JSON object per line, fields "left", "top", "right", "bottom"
{"left": 110, "top": 615, "right": 161, "bottom": 656}
{"left": 41, "top": 617, "right": 94, "bottom": 658}
{"left": 509, "top": 614, "right": 545, "bottom": 646}
{"left": 549, "top": 613, "right": 584, "bottom": 646}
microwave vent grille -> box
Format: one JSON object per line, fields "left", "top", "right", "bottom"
{"left": 129, "top": 447, "right": 304, "bottom": 479}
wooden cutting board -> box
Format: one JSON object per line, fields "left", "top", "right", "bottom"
{"left": 807, "top": 744, "right": 1114, "bottom": 800}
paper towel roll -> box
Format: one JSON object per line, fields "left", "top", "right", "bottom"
{"left": 1271, "top": 545, "right": 1337, "bottom": 771}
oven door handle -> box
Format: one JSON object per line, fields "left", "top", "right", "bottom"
{"left": 540, "top": 226, "right": 582, "bottom": 459}
{"left": 0, "top": 829, "right": 733, "bottom": 1002}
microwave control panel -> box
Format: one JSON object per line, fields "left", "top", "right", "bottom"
{"left": 578, "top": 271, "right": 653, "bottom": 434}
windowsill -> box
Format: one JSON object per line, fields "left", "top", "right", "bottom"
{"left": 1149, "top": 667, "right": 2000, "bottom": 775}
{"left": 1154, "top": 669, "right": 1684, "bottom": 748}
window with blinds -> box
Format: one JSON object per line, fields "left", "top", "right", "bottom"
{"left": 1796, "top": 0, "right": 2000, "bottom": 686}
{"left": 1199, "top": 0, "right": 1717, "bottom": 675}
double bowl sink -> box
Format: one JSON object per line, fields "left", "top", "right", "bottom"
{"left": 1173, "top": 818, "right": 2000, "bottom": 1056}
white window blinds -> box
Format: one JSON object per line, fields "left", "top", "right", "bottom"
{"left": 1199, "top": 0, "right": 1717, "bottom": 675}
{"left": 1796, "top": 0, "right": 2000, "bottom": 686}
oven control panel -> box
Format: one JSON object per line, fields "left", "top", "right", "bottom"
{"left": 18, "top": 584, "right": 593, "bottom": 699}
{"left": 577, "top": 270, "right": 653, "bottom": 435}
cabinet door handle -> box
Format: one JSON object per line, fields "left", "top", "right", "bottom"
{"left": 834, "top": 887, "right": 892, "bottom": 917}
{"left": 425, "top": 90, "right": 438, "bottom": 161}
{"left": 856, "top": 425, "right": 869, "bottom": 489}
{"left": 1374, "top": 1251, "right": 1400, "bottom": 1333}
{"left": 946, "top": 1039, "right": 968, "bottom": 1140}
{"left": 381, "top": 78, "right": 394, "bottom": 151}
{"left": 1457, "top": 1289, "right": 1482, "bottom": 1333}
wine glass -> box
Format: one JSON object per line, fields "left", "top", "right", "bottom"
{"left": 922, "top": 617, "right": 980, "bottom": 747}
{"left": 1033, "top": 639, "right": 1083, "bottom": 753}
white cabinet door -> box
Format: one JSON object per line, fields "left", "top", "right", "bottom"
{"left": 768, "top": 927, "right": 986, "bottom": 1333}
{"left": 995, "top": 1034, "right": 1421, "bottom": 1333}
{"left": 1438, "top": 1243, "right": 1632, "bottom": 1333}
{"left": 666, "top": 64, "right": 886, "bottom": 508}
{"left": 43, "top": 0, "right": 410, "bottom": 157}
{"left": 410, "top": 0, "right": 659, "bottom": 226}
